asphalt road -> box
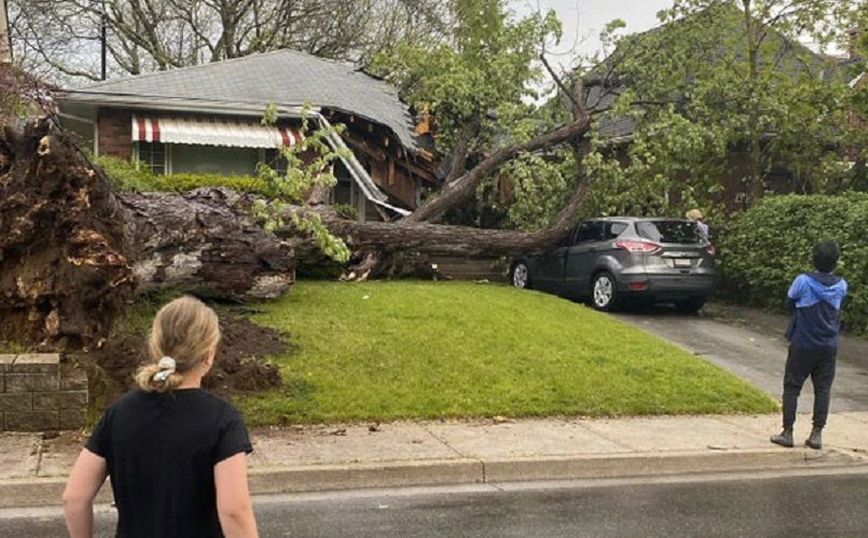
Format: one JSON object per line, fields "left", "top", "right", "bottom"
{"left": 5, "top": 469, "right": 868, "bottom": 537}
{"left": 614, "top": 303, "right": 868, "bottom": 412}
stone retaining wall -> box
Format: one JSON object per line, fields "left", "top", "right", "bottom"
{"left": 0, "top": 354, "right": 88, "bottom": 432}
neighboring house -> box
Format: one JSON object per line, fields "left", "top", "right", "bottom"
{"left": 56, "top": 49, "right": 439, "bottom": 221}
{"left": 580, "top": 8, "right": 847, "bottom": 211}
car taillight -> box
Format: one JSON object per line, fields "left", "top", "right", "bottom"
{"left": 705, "top": 244, "right": 717, "bottom": 256}
{"left": 614, "top": 240, "right": 662, "bottom": 254}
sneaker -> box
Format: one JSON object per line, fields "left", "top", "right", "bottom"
{"left": 770, "top": 429, "right": 794, "bottom": 448}
{"left": 805, "top": 427, "right": 822, "bottom": 450}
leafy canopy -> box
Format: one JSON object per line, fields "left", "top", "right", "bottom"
{"left": 370, "top": 0, "right": 562, "bottom": 154}
{"left": 582, "top": 0, "right": 858, "bottom": 218}
{"left": 252, "top": 104, "right": 352, "bottom": 263}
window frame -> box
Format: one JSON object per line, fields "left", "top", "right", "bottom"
{"left": 134, "top": 141, "right": 169, "bottom": 175}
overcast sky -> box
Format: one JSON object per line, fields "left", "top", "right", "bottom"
{"left": 509, "top": 0, "right": 843, "bottom": 73}
{"left": 510, "top": 0, "right": 675, "bottom": 70}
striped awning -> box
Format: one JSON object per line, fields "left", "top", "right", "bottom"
{"left": 131, "top": 115, "right": 303, "bottom": 148}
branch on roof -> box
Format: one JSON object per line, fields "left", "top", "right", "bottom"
{"left": 443, "top": 113, "right": 481, "bottom": 184}
{"left": 404, "top": 74, "right": 591, "bottom": 224}
{"left": 541, "top": 53, "right": 581, "bottom": 113}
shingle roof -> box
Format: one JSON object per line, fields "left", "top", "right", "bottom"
{"left": 578, "top": 4, "right": 839, "bottom": 144}
{"left": 64, "top": 49, "right": 419, "bottom": 152}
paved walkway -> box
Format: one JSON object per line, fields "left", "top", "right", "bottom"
{"left": 3, "top": 411, "right": 868, "bottom": 508}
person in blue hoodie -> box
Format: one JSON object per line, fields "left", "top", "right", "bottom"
{"left": 771, "top": 241, "right": 848, "bottom": 450}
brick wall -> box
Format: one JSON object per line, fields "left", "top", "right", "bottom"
{"left": 0, "top": 354, "right": 88, "bottom": 432}
{"left": 98, "top": 108, "right": 132, "bottom": 159}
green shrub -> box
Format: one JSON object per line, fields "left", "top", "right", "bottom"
{"left": 96, "top": 156, "right": 270, "bottom": 195}
{"left": 332, "top": 203, "right": 359, "bottom": 221}
{"left": 718, "top": 193, "right": 868, "bottom": 334}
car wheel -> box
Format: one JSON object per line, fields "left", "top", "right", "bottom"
{"left": 511, "top": 261, "right": 531, "bottom": 289}
{"left": 591, "top": 271, "right": 618, "bottom": 311}
{"left": 675, "top": 297, "right": 706, "bottom": 314}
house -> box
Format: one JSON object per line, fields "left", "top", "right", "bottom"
{"left": 56, "top": 49, "right": 439, "bottom": 221}
{"left": 578, "top": 6, "right": 847, "bottom": 211}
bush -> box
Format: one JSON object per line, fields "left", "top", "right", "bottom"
{"left": 97, "top": 156, "right": 270, "bottom": 195}
{"left": 332, "top": 203, "right": 359, "bottom": 221}
{"left": 718, "top": 193, "right": 868, "bottom": 334}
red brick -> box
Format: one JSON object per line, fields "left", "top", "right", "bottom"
{"left": 98, "top": 108, "right": 132, "bottom": 159}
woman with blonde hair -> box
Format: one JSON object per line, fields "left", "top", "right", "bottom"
{"left": 685, "top": 208, "right": 710, "bottom": 238}
{"left": 63, "top": 296, "right": 259, "bottom": 538}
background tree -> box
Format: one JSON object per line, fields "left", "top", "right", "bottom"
{"left": 577, "top": 0, "right": 857, "bottom": 218}
{"left": 370, "top": 0, "right": 575, "bottom": 226}
{"left": 6, "top": 0, "right": 450, "bottom": 82}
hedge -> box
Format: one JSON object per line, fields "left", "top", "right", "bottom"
{"left": 97, "top": 156, "right": 270, "bottom": 195}
{"left": 717, "top": 193, "right": 868, "bottom": 335}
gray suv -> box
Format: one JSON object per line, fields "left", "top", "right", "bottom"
{"left": 510, "top": 217, "right": 717, "bottom": 312}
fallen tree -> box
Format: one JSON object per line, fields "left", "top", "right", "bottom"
{"left": 1, "top": 9, "right": 598, "bottom": 349}
{"left": 1, "top": 100, "right": 590, "bottom": 349}
{"left": 0, "top": 120, "right": 297, "bottom": 348}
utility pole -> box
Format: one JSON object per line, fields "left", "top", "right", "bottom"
{"left": 0, "top": 0, "right": 12, "bottom": 64}
{"left": 100, "top": 0, "right": 107, "bottom": 79}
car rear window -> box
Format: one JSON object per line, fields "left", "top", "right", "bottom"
{"left": 605, "top": 222, "right": 628, "bottom": 239}
{"left": 636, "top": 221, "right": 704, "bottom": 244}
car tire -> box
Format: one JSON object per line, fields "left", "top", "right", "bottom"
{"left": 675, "top": 297, "right": 707, "bottom": 314}
{"left": 591, "top": 271, "right": 619, "bottom": 312}
{"left": 511, "top": 261, "right": 532, "bottom": 290}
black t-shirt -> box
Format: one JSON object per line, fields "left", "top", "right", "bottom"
{"left": 86, "top": 388, "right": 253, "bottom": 538}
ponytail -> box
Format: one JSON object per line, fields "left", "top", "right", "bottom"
{"left": 134, "top": 296, "right": 221, "bottom": 393}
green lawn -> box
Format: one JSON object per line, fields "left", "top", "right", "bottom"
{"left": 239, "top": 281, "right": 777, "bottom": 425}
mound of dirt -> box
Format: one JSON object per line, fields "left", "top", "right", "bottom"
{"left": 84, "top": 313, "right": 286, "bottom": 404}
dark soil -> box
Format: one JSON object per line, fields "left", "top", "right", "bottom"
{"left": 81, "top": 313, "right": 286, "bottom": 406}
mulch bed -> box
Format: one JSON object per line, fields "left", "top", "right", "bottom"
{"left": 82, "top": 312, "right": 286, "bottom": 405}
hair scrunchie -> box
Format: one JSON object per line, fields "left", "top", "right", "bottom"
{"left": 153, "top": 356, "right": 177, "bottom": 383}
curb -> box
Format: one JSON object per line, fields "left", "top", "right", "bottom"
{"left": 2, "top": 448, "right": 862, "bottom": 509}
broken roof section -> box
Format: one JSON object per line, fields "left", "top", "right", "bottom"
{"left": 61, "top": 49, "right": 420, "bottom": 153}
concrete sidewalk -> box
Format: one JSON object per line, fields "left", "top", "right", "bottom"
{"left": 2, "top": 411, "right": 868, "bottom": 508}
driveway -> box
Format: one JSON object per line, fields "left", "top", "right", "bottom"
{"left": 615, "top": 303, "right": 868, "bottom": 413}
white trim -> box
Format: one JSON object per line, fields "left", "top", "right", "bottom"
{"left": 59, "top": 112, "right": 99, "bottom": 157}
{"left": 58, "top": 112, "right": 95, "bottom": 124}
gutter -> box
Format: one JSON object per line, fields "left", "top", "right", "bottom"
{"left": 57, "top": 91, "right": 312, "bottom": 118}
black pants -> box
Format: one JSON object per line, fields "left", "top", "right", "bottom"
{"left": 782, "top": 345, "right": 837, "bottom": 430}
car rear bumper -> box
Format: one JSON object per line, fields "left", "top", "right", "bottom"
{"left": 617, "top": 273, "right": 716, "bottom": 299}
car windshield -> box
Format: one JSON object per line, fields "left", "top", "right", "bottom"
{"left": 636, "top": 221, "right": 704, "bottom": 244}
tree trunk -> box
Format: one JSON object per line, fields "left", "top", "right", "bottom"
{"left": 404, "top": 117, "right": 590, "bottom": 223}
{"left": 0, "top": 0, "right": 11, "bottom": 64}
{"left": 0, "top": 121, "right": 295, "bottom": 349}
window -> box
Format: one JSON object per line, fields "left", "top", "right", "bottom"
{"left": 264, "top": 148, "right": 289, "bottom": 176}
{"left": 603, "top": 222, "right": 628, "bottom": 240}
{"left": 573, "top": 221, "right": 603, "bottom": 244}
{"left": 135, "top": 142, "right": 166, "bottom": 175}
{"left": 636, "top": 220, "right": 704, "bottom": 244}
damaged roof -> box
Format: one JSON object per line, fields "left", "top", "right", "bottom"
{"left": 61, "top": 49, "right": 420, "bottom": 152}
